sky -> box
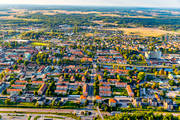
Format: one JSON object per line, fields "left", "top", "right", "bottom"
{"left": 0, "top": 0, "right": 180, "bottom": 8}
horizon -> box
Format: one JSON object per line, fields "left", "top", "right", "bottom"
{"left": 0, "top": 4, "right": 180, "bottom": 10}
{"left": 0, "top": 0, "right": 180, "bottom": 8}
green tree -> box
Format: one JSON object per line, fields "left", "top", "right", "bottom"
{"left": 137, "top": 72, "right": 145, "bottom": 81}
{"left": 168, "top": 80, "right": 176, "bottom": 86}
{"left": 5, "top": 99, "right": 11, "bottom": 105}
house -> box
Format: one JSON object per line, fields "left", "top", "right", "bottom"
{"left": 132, "top": 98, "right": 142, "bottom": 107}
{"left": 100, "top": 82, "right": 110, "bottom": 86}
{"left": 83, "top": 84, "right": 88, "bottom": 96}
{"left": 163, "top": 99, "right": 174, "bottom": 110}
{"left": 126, "top": 85, "right": 134, "bottom": 97}
{"left": 56, "top": 85, "right": 68, "bottom": 90}
{"left": 168, "top": 74, "right": 180, "bottom": 80}
{"left": 38, "top": 84, "right": 47, "bottom": 95}
{"left": 99, "top": 91, "right": 112, "bottom": 97}
{"left": 10, "top": 95, "right": 20, "bottom": 102}
{"left": 59, "top": 76, "right": 64, "bottom": 81}
{"left": 80, "top": 95, "right": 87, "bottom": 104}
{"left": 115, "top": 82, "right": 127, "bottom": 88}
{"left": 99, "top": 86, "right": 111, "bottom": 91}
{"left": 55, "top": 90, "right": 67, "bottom": 95}
{"left": 31, "top": 81, "right": 44, "bottom": 85}
{"left": 15, "top": 80, "right": 28, "bottom": 85}
{"left": 57, "top": 81, "right": 69, "bottom": 85}
{"left": 70, "top": 75, "right": 75, "bottom": 82}
{"left": 95, "top": 96, "right": 102, "bottom": 103}
{"left": 37, "top": 97, "right": 46, "bottom": 105}
{"left": 25, "top": 95, "right": 34, "bottom": 102}
{"left": 31, "top": 75, "right": 37, "bottom": 81}
{"left": 107, "top": 79, "right": 118, "bottom": 83}
{"left": 98, "top": 75, "right": 103, "bottom": 81}
{"left": 37, "top": 65, "right": 45, "bottom": 73}
{"left": 7, "top": 89, "right": 22, "bottom": 95}
{"left": 99, "top": 86, "right": 112, "bottom": 97}
{"left": 109, "top": 98, "right": 117, "bottom": 107}
{"left": 81, "top": 76, "right": 86, "bottom": 82}
{"left": 155, "top": 94, "right": 161, "bottom": 102}
{"left": 148, "top": 98, "right": 158, "bottom": 107}
{"left": 11, "top": 84, "right": 26, "bottom": 89}
{"left": 81, "top": 57, "right": 93, "bottom": 62}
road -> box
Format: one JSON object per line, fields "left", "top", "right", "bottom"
{"left": 102, "top": 63, "right": 172, "bottom": 68}
{"left": 88, "top": 85, "right": 94, "bottom": 96}
{"left": 0, "top": 113, "right": 74, "bottom": 120}
{"left": 0, "top": 108, "right": 74, "bottom": 114}
{"left": 97, "top": 106, "right": 104, "bottom": 120}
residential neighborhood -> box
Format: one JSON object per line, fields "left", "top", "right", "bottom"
{"left": 0, "top": 4, "right": 179, "bottom": 120}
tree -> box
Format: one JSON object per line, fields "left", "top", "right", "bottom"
{"left": 172, "top": 65, "right": 176, "bottom": 70}
{"left": 168, "top": 80, "right": 175, "bottom": 86}
{"left": 2, "top": 89, "right": 7, "bottom": 95}
{"left": 160, "top": 90, "right": 166, "bottom": 97}
{"left": 137, "top": 72, "right": 145, "bottom": 81}
{"left": 77, "top": 86, "right": 82, "bottom": 93}
{"left": 155, "top": 71, "right": 158, "bottom": 76}
{"left": 84, "top": 100, "right": 88, "bottom": 106}
{"left": 35, "top": 102, "right": 39, "bottom": 107}
{"left": 24, "top": 60, "right": 28, "bottom": 66}
{"left": 104, "top": 105, "right": 109, "bottom": 112}
{"left": 159, "top": 69, "right": 165, "bottom": 76}
{"left": 34, "top": 91, "right": 38, "bottom": 96}
{"left": 17, "top": 59, "right": 23, "bottom": 64}
{"left": 51, "top": 99, "right": 56, "bottom": 107}
{"left": 128, "top": 70, "right": 134, "bottom": 78}
{"left": 10, "top": 80, "right": 15, "bottom": 85}
{"left": 19, "top": 91, "right": 22, "bottom": 95}
{"left": 13, "top": 64, "right": 18, "bottom": 70}
{"left": 53, "top": 59, "right": 57, "bottom": 64}
{"left": 5, "top": 99, "right": 11, "bottom": 105}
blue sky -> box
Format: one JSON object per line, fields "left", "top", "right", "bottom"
{"left": 0, "top": 0, "right": 180, "bottom": 8}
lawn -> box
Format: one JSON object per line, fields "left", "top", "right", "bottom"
{"left": 27, "top": 84, "right": 40, "bottom": 91}
{"left": 0, "top": 100, "right": 35, "bottom": 108}
{"left": 61, "top": 101, "right": 83, "bottom": 109}
{"left": 18, "top": 102, "right": 35, "bottom": 107}
{"left": 45, "top": 116, "right": 64, "bottom": 119}
{"left": 113, "top": 87, "right": 128, "bottom": 96}
{"left": 69, "top": 90, "right": 82, "bottom": 95}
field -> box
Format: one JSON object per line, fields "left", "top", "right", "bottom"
{"left": 176, "top": 29, "right": 180, "bottom": 33}
{"left": 31, "top": 42, "right": 50, "bottom": 46}
{"left": 45, "top": 116, "right": 65, "bottom": 119}
{"left": 103, "top": 27, "right": 180, "bottom": 37}
{"left": 113, "top": 88, "right": 128, "bottom": 96}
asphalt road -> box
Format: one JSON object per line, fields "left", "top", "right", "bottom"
{"left": 0, "top": 108, "right": 74, "bottom": 114}
{"left": 88, "top": 85, "right": 94, "bottom": 96}
{"left": 0, "top": 113, "right": 74, "bottom": 120}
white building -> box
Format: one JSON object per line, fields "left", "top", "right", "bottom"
{"left": 145, "top": 50, "right": 161, "bottom": 59}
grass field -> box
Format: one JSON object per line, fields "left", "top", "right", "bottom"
{"left": 45, "top": 116, "right": 65, "bottom": 119}
{"left": 31, "top": 42, "right": 50, "bottom": 46}
{"left": 103, "top": 27, "right": 180, "bottom": 37}
{"left": 113, "top": 87, "right": 128, "bottom": 96}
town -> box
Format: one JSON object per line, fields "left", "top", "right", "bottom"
{"left": 0, "top": 5, "right": 179, "bottom": 120}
